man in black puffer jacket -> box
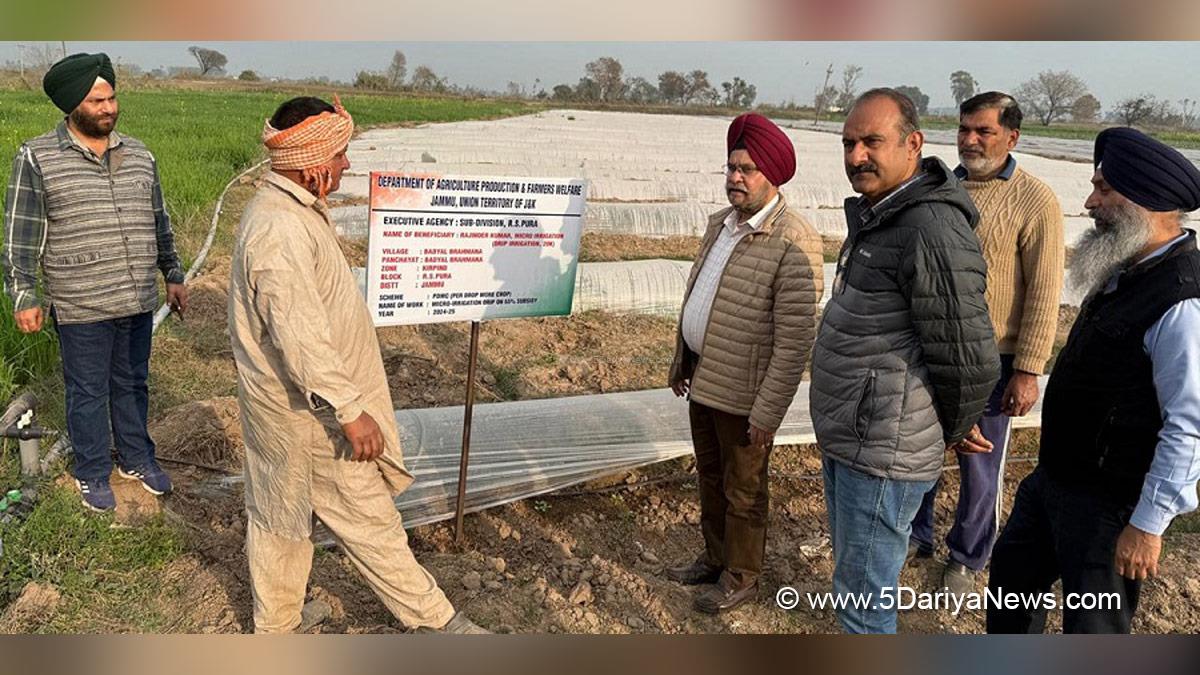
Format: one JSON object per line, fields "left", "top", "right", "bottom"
{"left": 811, "top": 88, "right": 1000, "bottom": 633}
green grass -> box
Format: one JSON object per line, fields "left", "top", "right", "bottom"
{"left": 0, "top": 479, "right": 183, "bottom": 623}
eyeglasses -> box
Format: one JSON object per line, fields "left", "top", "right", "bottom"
{"left": 723, "top": 163, "right": 760, "bottom": 178}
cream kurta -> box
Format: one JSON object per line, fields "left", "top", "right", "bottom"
{"left": 229, "top": 172, "right": 413, "bottom": 540}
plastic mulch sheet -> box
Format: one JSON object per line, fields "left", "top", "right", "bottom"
{"left": 215, "top": 379, "right": 1047, "bottom": 534}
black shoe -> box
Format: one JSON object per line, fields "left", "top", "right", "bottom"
{"left": 942, "top": 561, "right": 976, "bottom": 595}
{"left": 665, "top": 559, "right": 723, "bottom": 585}
{"left": 693, "top": 580, "right": 758, "bottom": 614}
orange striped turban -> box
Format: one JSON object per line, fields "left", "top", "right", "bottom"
{"left": 262, "top": 94, "right": 354, "bottom": 171}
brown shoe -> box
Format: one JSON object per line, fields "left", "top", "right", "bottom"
{"left": 665, "top": 559, "right": 722, "bottom": 585}
{"left": 693, "top": 579, "right": 758, "bottom": 614}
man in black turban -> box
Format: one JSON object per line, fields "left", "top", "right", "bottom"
{"left": 2, "top": 51, "right": 187, "bottom": 513}
{"left": 988, "top": 129, "right": 1200, "bottom": 633}
{"left": 43, "top": 52, "right": 116, "bottom": 115}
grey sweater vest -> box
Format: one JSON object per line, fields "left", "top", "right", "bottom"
{"left": 26, "top": 130, "right": 161, "bottom": 324}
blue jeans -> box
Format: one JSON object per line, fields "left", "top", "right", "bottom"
{"left": 823, "top": 456, "right": 937, "bottom": 634}
{"left": 911, "top": 355, "right": 1015, "bottom": 570}
{"left": 55, "top": 311, "right": 156, "bottom": 481}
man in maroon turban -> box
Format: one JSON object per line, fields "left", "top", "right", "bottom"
{"left": 666, "top": 113, "right": 824, "bottom": 613}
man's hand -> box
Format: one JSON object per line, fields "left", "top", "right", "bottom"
{"left": 1001, "top": 371, "right": 1040, "bottom": 417}
{"left": 13, "top": 307, "right": 43, "bottom": 333}
{"left": 952, "top": 424, "right": 993, "bottom": 454}
{"left": 341, "top": 411, "right": 384, "bottom": 462}
{"left": 1115, "top": 524, "right": 1162, "bottom": 580}
{"left": 166, "top": 282, "right": 189, "bottom": 317}
{"left": 750, "top": 424, "right": 775, "bottom": 449}
{"left": 671, "top": 378, "right": 690, "bottom": 398}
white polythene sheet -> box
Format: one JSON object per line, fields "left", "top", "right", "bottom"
{"left": 216, "top": 379, "right": 1048, "bottom": 532}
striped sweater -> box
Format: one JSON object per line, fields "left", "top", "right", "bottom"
{"left": 2, "top": 122, "right": 184, "bottom": 324}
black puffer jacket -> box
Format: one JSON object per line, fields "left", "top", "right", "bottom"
{"left": 810, "top": 157, "right": 1000, "bottom": 481}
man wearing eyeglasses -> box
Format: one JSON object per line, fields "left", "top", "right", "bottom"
{"left": 666, "top": 113, "right": 823, "bottom": 614}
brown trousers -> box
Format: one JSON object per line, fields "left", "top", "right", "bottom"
{"left": 688, "top": 401, "right": 772, "bottom": 587}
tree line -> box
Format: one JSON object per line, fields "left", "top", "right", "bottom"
{"left": 9, "top": 44, "right": 1196, "bottom": 131}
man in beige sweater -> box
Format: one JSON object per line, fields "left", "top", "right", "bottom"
{"left": 910, "top": 92, "right": 1065, "bottom": 593}
{"left": 666, "top": 113, "right": 823, "bottom": 613}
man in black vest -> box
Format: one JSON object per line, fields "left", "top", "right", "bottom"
{"left": 987, "top": 127, "right": 1200, "bottom": 634}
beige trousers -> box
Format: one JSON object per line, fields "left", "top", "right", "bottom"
{"left": 246, "top": 449, "right": 455, "bottom": 633}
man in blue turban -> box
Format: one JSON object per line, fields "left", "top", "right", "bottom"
{"left": 988, "top": 128, "right": 1200, "bottom": 633}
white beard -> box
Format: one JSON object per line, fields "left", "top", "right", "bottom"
{"left": 1069, "top": 202, "right": 1152, "bottom": 297}
{"left": 958, "top": 152, "right": 1003, "bottom": 178}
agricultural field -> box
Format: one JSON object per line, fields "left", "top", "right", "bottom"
{"left": 1, "top": 94, "right": 1198, "bottom": 634}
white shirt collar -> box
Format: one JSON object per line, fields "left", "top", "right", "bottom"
{"left": 1136, "top": 229, "right": 1192, "bottom": 265}
{"left": 723, "top": 194, "right": 779, "bottom": 233}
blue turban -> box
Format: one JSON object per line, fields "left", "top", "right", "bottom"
{"left": 1094, "top": 127, "right": 1200, "bottom": 212}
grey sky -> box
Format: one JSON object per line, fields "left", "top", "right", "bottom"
{"left": 2, "top": 41, "right": 1195, "bottom": 111}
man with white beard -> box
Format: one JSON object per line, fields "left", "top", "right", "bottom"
{"left": 987, "top": 127, "right": 1200, "bottom": 634}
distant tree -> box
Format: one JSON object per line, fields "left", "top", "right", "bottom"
{"left": 895, "top": 85, "right": 930, "bottom": 115}
{"left": 835, "top": 64, "right": 863, "bottom": 111}
{"left": 1071, "top": 93, "right": 1101, "bottom": 123}
{"left": 354, "top": 70, "right": 390, "bottom": 90}
{"left": 386, "top": 50, "right": 407, "bottom": 89}
{"left": 116, "top": 62, "right": 143, "bottom": 79}
{"left": 238, "top": 69, "right": 260, "bottom": 82}
{"left": 410, "top": 65, "right": 446, "bottom": 93}
{"left": 657, "top": 70, "right": 688, "bottom": 105}
{"left": 684, "top": 70, "right": 715, "bottom": 106}
{"left": 574, "top": 77, "right": 601, "bottom": 101}
{"left": 1013, "top": 70, "right": 1089, "bottom": 126}
{"left": 584, "top": 56, "right": 625, "bottom": 102}
{"left": 1113, "top": 94, "right": 1171, "bottom": 127}
{"left": 625, "top": 77, "right": 660, "bottom": 104}
{"left": 552, "top": 84, "right": 574, "bottom": 101}
{"left": 894, "top": 85, "right": 930, "bottom": 115}
{"left": 811, "top": 62, "right": 835, "bottom": 123}
{"left": 721, "top": 76, "right": 758, "bottom": 108}
{"left": 950, "top": 70, "right": 978, "bottom": 106}
{"left": 1180, "top": 98, "right": 1199, "bottom": 129}
{"left": 505, "top": 81, "right": 525, "bottom": 98}
{"left": 187, "top": 46, "right": 227, "bottom": 77}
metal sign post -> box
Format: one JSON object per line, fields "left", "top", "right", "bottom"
{"left": 453, "top": 321, "right": 482, "bottom": 543}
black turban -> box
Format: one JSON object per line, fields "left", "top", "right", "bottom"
{"left": 42, "top": 53, "right": 116, "bottom": 114}
{"left": 1094, "top": 126, "right": 1200, "bottom": 212}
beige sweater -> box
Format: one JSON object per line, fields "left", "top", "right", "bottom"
{"left": 961, "top": 164, "right": 1065, "bottom": 375}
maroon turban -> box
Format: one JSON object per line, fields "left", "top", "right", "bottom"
{"left": 726, "top": 113, "right": 796, "bottom": 186}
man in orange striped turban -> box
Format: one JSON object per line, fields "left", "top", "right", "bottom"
{"left": 230, "top": 96, "right": 488, "bottom": 634}
{"left": 262, "top": 94, "right": 355, "bottom": 200}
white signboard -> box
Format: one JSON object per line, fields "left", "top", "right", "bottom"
{"left": 366, "top": 172, "right": 586, "bottom": 325}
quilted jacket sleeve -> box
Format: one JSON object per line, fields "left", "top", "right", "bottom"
{"left": 898, "top": 204, "right": 1000, "bottom": 445}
